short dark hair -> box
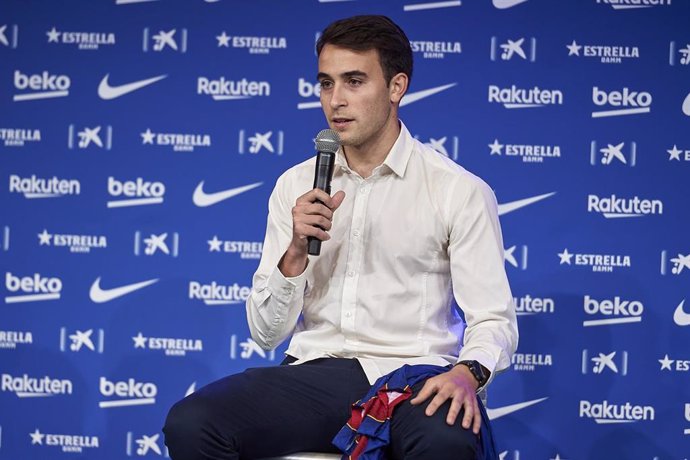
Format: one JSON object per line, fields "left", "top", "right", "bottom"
{"left": 316, "top": 15, "right": 413, "bottom": 86}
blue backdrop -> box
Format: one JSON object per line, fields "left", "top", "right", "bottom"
{"left": 1, "top": 0, "right": 689, "bottom": 459}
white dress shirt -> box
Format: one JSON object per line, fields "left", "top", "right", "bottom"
{"left": 246, "top": 122, "right": 518, "bottom": 387}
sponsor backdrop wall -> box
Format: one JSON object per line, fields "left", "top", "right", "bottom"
{"left": 1, "top": 0, "right": 689, "bottom": 459}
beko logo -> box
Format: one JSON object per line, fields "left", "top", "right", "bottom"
{"left": 107, "top": 177, "right": 165, "bottom": 208}
{"left": 5, "top": 272, "right": 62, "bottom": 303}
{"left": 592, "top": 86, "right": 652, "bottom": 118}
{"left": 13, "top": 70, "right": 71, "bottom": 101}
{"left": 98, "top": 377, "right": 157, "bottom": 408}
{"left": 583, "top": 295, "right": 643, "bottom": 327}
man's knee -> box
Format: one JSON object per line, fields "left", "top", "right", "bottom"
{"left": 163, "top": 391, "right": 235, "bottom": 458}
{"left": 164, "top": 395, "right": 203, "bottom": 442}
{"left": 164, "top": 394, "right": 202, "bottom": 439}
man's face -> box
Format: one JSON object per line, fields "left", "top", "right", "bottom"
{"left": 317, "top": 44, "right": 396, "bottom": 149}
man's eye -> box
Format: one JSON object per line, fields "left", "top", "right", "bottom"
{"left": 320, "top": 81, "right": 333, "bottom": 89}
{"left": 349, "top": 79, "right": 362, "bottom": 86}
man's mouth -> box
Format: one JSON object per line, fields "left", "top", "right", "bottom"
{"left": 331, "top": 117, "right": 353, "bottom": 128}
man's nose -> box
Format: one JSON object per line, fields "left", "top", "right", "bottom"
{"left": 329, "top": 83, "right": 347, "bottom": 108}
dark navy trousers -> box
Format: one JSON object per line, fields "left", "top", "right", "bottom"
{"left": 163, "top": 357, "right": 490, "bottom": 460}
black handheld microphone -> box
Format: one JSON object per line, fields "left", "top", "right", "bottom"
{"left": 307, "top": 129, "right": 341, "bottom": 256}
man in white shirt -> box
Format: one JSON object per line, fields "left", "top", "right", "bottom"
{"left": 164, "top": 15, "right": 518, "bottom": 460}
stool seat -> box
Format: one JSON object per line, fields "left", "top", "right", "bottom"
{"left": 262, "top": 453, "right": 340, "bottom": 460}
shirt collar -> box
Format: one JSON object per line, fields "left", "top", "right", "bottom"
{"left": 382, "top": 121, "right": 413, "bottom": 178}
{"left": 334, "top": 121, "right": 414, "bottom": 178}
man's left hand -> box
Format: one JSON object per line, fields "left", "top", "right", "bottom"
{"left": 409, "top": 365, "right": 481, "bottom": 434}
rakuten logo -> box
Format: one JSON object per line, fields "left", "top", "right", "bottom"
{"left": 1, "top": 373, "right": 73, "bottom": 397}
{"left": 188, "top": 281, "right": 250, "bottom": 305}
{"left": 13, "top": 70, "right": 71, "bottom": 101}
{"left": 488, "top": 85, "right": 563, "bottom": 108}
{"left": 107, "top": 177, "right": 165, "bottom": 208}
{"left": 197, "top": 76, "right": 270, "bottom": 101}
{"left": 583, "top": 295, "right": 643, "bottom": 327}
{"left": 5, "top": 272, "right": 62, "bottom": 303}
{"left": 592, "top": 86, "right": 652, "bottom": 118}
{"left": 587, "top": 194, "right": 663, "bottom": 218}
{"left": 580, "top": 400, "right": 654, "bottom": 424}
{"left": 596, "top": 0, "right": 672, "bottom": 10}
{"left": 98, "top": 376, "right": 157, "bottom": 408}
{"left": 297, "top": 77, "right": 321, "bottom": 109}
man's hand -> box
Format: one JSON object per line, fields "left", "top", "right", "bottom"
{"left": 409, "top": 365, "right": 482, "bottom": 434}
{"left": 278, "top": 188, "right": 346, "bottom": 277}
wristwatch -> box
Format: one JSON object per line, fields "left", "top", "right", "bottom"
{"left": 456, "top": 360, "right": 489, "bottom": 387}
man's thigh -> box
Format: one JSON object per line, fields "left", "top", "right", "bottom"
{"left": 388, "top": 380, "right": 485, "bottom": 460}
{"left": 165, "top": 358, "right": 370, "bottom": 459}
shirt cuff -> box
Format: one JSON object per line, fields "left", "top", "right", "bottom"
{"left": 267, "top": 265, "right": 307, "bottom": 304}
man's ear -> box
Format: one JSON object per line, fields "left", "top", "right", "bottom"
{"left": 389, "top": 72, "right": 409, "bottom": 105}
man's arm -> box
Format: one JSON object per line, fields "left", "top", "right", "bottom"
{"left": 410, "top": 176, "right": 518, "bottom": 433}
{"left": 246, "top": 175, "right": 345, "bottom": 350}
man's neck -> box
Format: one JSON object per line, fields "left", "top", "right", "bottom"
{"left": 342, "top": 122, "right": 401, "bottom": 179}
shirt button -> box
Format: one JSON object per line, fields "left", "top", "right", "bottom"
{"left": 353, "top": 230, "right": 360, "bottom": 237}
{"left": 360, "top": 186, "right": 366, "bottom": 193}
{"left": 345, "top": 312, "right": 352, "bottom": 318}
{"left": 347, "top": 271, "right": 354, "bottom": 277}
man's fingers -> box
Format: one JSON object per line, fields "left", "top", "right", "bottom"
{"left": 330, "top": 190, "right": 346, "bottom": 210}
{"left": 296, "top": 188, "right": 343, "bottom": 209}
{"left": 472, "top": 398, "right": 482, "bottom": 434}
{"left": 409, "top": 382, "right": 436, "bottom": 405}
{"left": 294, "top": 202, "right": 333, "bottom": 220}
{"left": 296, "top": 214, "right": 332, "bottom": 231}
{"left": 445, "top": 397, "right": 462, "bottom": 425}
{"left": 461, "top": 395, "right": 475, "bottom": 430}
{"left": 295, "top": 223, "right": 330, "bottom": 241}
{"left": 424, "top": 390, "right": 452, "bottom": 417}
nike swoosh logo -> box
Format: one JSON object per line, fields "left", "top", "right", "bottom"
{"left": 493, "top": 0, "right": 528, "bottom": 8}
{"left": 90, "top": 277, "right": 159, "bottom": 303}
{"left": 682, "top": 92, "right": 690, "bottom": 117}
{"left": 498, "top": 192, "right": 556, "bottom": 216}
{"left": 487, "top": 397, "right": 548, "bottom": 420}
{"left": 98, "top": 74, "right": 167, "bottom": 100}
{"left": 193, "top": 181, "right": 263, "bottom": 207}
{"left": 400, "top": 83, "right": 457, "bottom": 107}
{"left": 673, "top": 299, "right": 690, "bottom": 326}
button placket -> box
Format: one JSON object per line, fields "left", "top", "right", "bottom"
{"left": 340, "top": 179, "right": 371, "bottom": 339}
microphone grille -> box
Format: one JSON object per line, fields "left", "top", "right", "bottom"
{"left": 314, "top": 129, "right": 341, "bottom": 154}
